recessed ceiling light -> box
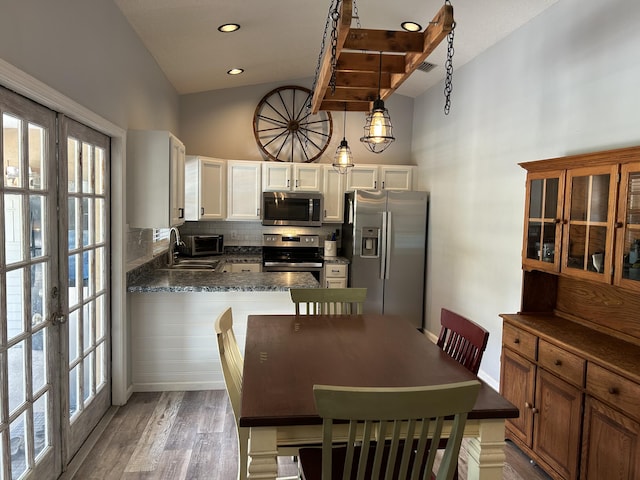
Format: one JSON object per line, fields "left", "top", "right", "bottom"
{"left": 401, "top": 21, "right": 422, "bottom": 32}
{"left": 227, "top": 68, "right": 244, "bottom": 75}
{"left": 218, "top": 23, "right": 240, "bottom": 33}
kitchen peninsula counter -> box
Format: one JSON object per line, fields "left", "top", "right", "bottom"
{"left": 127, "top": 253, "right": 319, "bottom": 392}
{"left": 127, "top": 270, "right": 319, "bottom": 293}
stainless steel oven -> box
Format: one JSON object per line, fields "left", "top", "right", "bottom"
{"left": 262, "top": 234, "right": 323, "bottom": 280}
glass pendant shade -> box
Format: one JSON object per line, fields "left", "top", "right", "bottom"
{"left": 360, "top": 98, "right": 395, "bottom": 153}
{"left": 333, "top": 138, "right": 354, "bottom": 174}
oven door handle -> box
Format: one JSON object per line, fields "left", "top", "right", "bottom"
{"left": 263, "top": 262, "right": 323, "bottom": 268}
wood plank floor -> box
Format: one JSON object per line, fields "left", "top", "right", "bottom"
{"left": 72, "top": 391, "right": 552, "bottom": 480}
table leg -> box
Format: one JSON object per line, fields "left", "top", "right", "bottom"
{"left": 246, "top": 427, "right": 279, "bottom": 480}
{"left": 466, "top": 419, "right": 506, "bottom": 480}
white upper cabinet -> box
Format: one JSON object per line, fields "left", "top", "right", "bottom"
{"left": 262, "top": 163, "right": 322, "bottom": 192}
{"left": 127, "top": 130, "right": 186, "bottom": 228}
{"left": 346, "top": 165, "right": 379, "bottom": 191}
{"left": 227, "top": 160, "right": 262, "bottom": 221}
{"left": 380, "top": 165, "right": 414, "bottom": 190}
{"left": 346, "top": 164, "right": 414, "bottom": 191}
{"left": 322, "top": 166, "right": 346, "bottom": 223}
{"left": 185, "top": 156, "right": 226, "bottom": 221}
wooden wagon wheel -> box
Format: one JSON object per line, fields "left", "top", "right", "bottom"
{"left": 253, "top": 85, "right": 333, "bottom": 163}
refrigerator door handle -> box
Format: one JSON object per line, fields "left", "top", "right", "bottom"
{"left": 384, "top": 211, "right": 392, "bottom": 279}
{"left": 380, "top": 211, "right": 388, "bottom": 279}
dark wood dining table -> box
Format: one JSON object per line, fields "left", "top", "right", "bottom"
{"left": 239, "top": 313, "right": 518, "bottom": 480}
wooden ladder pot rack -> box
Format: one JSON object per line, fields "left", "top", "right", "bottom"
{"left": 310, "top": 0, "right": 455, "bottom": 113}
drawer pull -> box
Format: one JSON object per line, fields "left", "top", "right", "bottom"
{"left": 608, "top": 387, "right": 619, "bottom": 395}
{"left": 513, "top": 338, "right": 520, "bottom": 344}
{"left": 525, "top": 401, "right": 532, "bottom": 409}
{"left": 531, "top": 407, "right": 539, "bottom": 414}
{"left": 554, "top": 359, "right": 562, "bottom": 366}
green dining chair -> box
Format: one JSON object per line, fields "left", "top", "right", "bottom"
{"left": 289, "top": 288, "right": 367, "bottom": 315}
{"left": 214, "top": 307, "right": 303, "bottom": 480}
{"left": 298, "top": 380, "right": 481, "bottom": 480}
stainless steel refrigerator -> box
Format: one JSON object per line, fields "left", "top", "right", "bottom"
{"left": 342, "top": 190, "right": 429, "bottom": 330}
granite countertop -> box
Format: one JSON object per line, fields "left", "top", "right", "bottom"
{"left": 127, "top": 253, "right": 320, "bottom": 293}
{"left": 323, "top": 256, "right": 349, "bottom": 264}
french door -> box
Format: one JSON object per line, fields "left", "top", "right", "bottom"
{"left": 1, "top": 87, "right": 110, "bottom": 479}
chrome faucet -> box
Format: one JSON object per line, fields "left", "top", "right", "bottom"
{"left": 168, "top": 227, "right": 183, "bottom": 267}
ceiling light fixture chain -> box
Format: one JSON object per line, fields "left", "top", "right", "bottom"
{"left": 329, "top": 1, "right": 341, "bottom": 94}
{"left": 443, "top": 0, "right": 456, "bottom": 115}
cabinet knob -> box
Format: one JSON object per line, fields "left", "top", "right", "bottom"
{"left": 615, "top": 221, "right": 624, "bottom": 228}
{"left": 554, "top": 359, "right": 562, "bottom": 366}
{"left": 531, "top": 407, "right": 539, "bottom": 414}
{"left": 608, "top": 387, "right": 619, "bottom": 395}
{"left": 525, "top": 401, "right": 532, "bottom": 409}
{"left": 513, "top": 338, "right": 520, "bottom": 344}
{"left": 554, "top": 218, "right": 562, "bottom": 224}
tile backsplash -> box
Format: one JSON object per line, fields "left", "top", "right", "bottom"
{"left": 179, "top": 221, "right": 341, "bottom": 247}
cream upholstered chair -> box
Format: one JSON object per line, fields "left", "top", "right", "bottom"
{"left": 214, "top": 307, "right": 299, "bottom": 480}
{"left": 289, "top": 288, "right": 367, "bottom": 315}
{"left": 298, "top": 380, "right": 481, "bottom": 480}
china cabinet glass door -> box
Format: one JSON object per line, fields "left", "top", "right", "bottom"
{"left": 562, "top": 165, "right": 617, "bottom": 281}
{"left": 523, "top": 171, "right": 564, "bottom": 272}
{"left": 615, "top": 162, "right": 640, "bottom": 290}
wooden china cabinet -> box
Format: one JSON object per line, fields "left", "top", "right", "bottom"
{"left": 501, "top": 145, "right": 640, "bottom": 480}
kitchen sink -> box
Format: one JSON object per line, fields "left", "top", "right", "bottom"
{"left": 160, "top": 258, "right": 220, "bottom": 271}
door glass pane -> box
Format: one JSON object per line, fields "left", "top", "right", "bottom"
{"left": 3, "top": 113, "right": 22, "bottom": 188}
{"left": 29, "top": 195, "right": 45, "bottom": 259}
{"left": 95, "top": 147, "right": 105, "bottom": 195}
{"left": 590, "top": 174, "right": 610, "bottom": 222}
{"left": 68, "top": 310, "right": 79, "bottom": 363}
{"left": 69, "top": 366, "right": 79, "bottom": 419}
{"left": 567, "top": 224, "right": 587, "bottom": 270}
{"left": 32, "top": 328, "right": 46, "bottom": 393}
{"left": 7, "top": 268, "right": 24, "bottom": 341}
{"left": 570, "top": 176, "right": 589, "bottom": 221}
{"left": 31, "top": 262, "right": 46, "bottom": 324}
{"left": 544, "top": 178, "right": 559, "bottom": 218}
{"left": 528, "top": 179, "right": 542, "bottom": 218}
{"left": 34, "top": 393, "right": 49, "bottom": 459}
{"left": 588, "top": 226, "right": 606, "bottom": 273}
{"left": 68, "top": 137, "right": 80, "bottom": 193}
{"left": 8, "top": 341, "right": 26, "bottom": 414}
{"left": 82, "top": 143, "right": 93, "bottom": 194}
{"left": 4, "top": 194, "right": 24, "bottom": 264}
{"left": 10, "top": 413, "right": 27, "bottom": 479}
{"left": 526, "top": 221, "right": 542, "bottom": 260}
{"left": 28, "top": 122, "right": 45, "bottom": 190}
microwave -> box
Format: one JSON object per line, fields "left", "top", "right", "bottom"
{"left": 178, "top": 234, "right": 224, "bottom": 256}
{"left": 262, "top": 191, "right": 323, "bottom": 227}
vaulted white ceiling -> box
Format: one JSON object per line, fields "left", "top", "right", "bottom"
{"left": 113, "top": 0, "right": 558, "bottom": 97}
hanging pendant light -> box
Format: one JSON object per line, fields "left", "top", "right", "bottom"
{"left": 361, "top": 52, "right": 395, "bottom": 153}
{"left": 333, "top": 103, "right": 354, "bottom": 174}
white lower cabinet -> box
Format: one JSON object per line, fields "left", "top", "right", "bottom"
{"left": 220, "top": 263, "right": 261, "bottom": 273}
{"left": 322, "top": 263, "right": 348, "bottom": 288}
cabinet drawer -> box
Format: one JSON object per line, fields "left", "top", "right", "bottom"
{"left": 325, "top": 264, "right": 347, "bottom": 278}
{"left": 586, "top": 363, "right": 640, "bottom": 421}
{"left": 502, "top": 323, "right": 538, "bottom": 361}
{"left": 538, "top": 340, "right": 585, "bottom": 386}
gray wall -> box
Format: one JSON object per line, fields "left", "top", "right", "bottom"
{"left": 179, "top": 78, "right": 415, "bottom": 165}
{"left": 413, "top": 0, "right": 640, "bottom": 386}
{"left": 0, "top": 0, "right": 179, "bottom": 132}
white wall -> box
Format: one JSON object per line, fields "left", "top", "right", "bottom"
{"left": 179, "top": 77, "right": 415, "bottom": 165}
{"left": 413, "top": 0, "right": 640, "bottom": 387}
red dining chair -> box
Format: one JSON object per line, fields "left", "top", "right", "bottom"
{"left": 435, "top": 308, "right": 489, "bottom": 479}
{"left": 437, "top": 308, "right": 489, "bottom": 375}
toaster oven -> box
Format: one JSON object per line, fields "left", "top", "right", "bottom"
{"left": 178, "top": 235, "right": 224, "bottom": 256}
